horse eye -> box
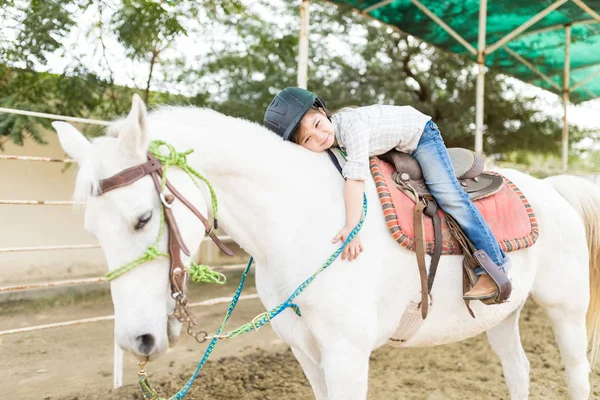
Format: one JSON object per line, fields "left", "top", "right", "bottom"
{"left": 135, "top": 211, "right": 153, "bottom": 231}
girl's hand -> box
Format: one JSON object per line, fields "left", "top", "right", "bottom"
{"left": 333, "top": 226, "right": 364, "bottom": 261}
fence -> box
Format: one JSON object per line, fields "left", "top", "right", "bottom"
{"left": 0, "top": 107, "right": 250, "bottom": 390}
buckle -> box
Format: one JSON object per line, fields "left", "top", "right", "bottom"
{"left": 251, "top": 311, "right": 271, "bottom": 331}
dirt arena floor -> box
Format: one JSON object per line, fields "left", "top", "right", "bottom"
{"left": 2, "top": 274, "right": 600, "bottom": 400}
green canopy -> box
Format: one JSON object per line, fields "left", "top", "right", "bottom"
{"left": 311, "top": 0, "right": 600, "bottom": 169}
{"left": 328, "top": 0, "right": 600, "bottom": 103}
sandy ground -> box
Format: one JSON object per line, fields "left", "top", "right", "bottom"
{"left": 2, "top": 277, "right": 600, "bottom": 400}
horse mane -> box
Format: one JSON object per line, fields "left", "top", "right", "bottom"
{"left": 72, "top": 105, "right": 335, "bottom": 204}
{"left": 144, "top": 106, "right": 332, "bottom": 185}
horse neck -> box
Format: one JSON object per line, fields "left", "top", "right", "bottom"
{"left": 150, "top": 108, "right": 339, "bottom": 263}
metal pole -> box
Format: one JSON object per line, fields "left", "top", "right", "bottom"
{"left": 0, "top": 107, "right": 110, "bottom": 126}
{"left": 297, "top": 0, "right": 310, "bottom": 89}
{"left": 475, "top": 0, "right": 487, "bottom": 154}
{"left": 113, "top": 331, "right": 124, "bottom": 389}
{"left": 485, "top": 0, "right": 569, "bottom": 55}
{"left": 410, "top": 0, "right": 477, "bottom": 55}
{"left": 503, "top": 46, "right": 561, "bottom": 91}
{"left": 562, "top": 24, "right": 572, "bottom": 172}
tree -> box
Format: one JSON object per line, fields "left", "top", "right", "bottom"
{"left": 0, "top": 0, "right": 245, "bottom": 147}
{"left": 194, "top": 0, "right": 588, "bottom": 157}
{"left": 0, "top": 0, "right": 592, "bottom": 160}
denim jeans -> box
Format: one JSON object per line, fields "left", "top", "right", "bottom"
{"left": 411, "top": 120, "right": 508, "bottom": 274}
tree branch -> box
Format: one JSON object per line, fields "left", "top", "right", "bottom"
{"left": 399, "top": 37, "right": 429, "bottom": 102}
{"left": 97, "top": 1, "right": 119, "bottom": 113}
{"left": 145, "top": 47, "right": 160, "bottom": 103}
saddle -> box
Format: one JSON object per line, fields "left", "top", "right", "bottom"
{"left": 379, "top": 148, "right": 505, "bottom": 202}
{"left": 377, "top": 148, "right": 511, "bottom": 318}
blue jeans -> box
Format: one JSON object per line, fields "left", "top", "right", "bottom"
{"left": 411, "top": 120, "right": 508, "bottom": 275}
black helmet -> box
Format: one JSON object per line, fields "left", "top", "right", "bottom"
{"left": 263, "top": 87, "right": 329, "bottom": 141}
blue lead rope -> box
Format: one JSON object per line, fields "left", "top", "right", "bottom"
{"left": 140, "top": 147, "right": 366, "bottom": 400}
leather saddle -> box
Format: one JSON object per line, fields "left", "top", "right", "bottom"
{"left": 377, "top": 147, "right": 511, "bottom": 312}
{"left": 380, "top": 148, "right": 504, "bottom": 202}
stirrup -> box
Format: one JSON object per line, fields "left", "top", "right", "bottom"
{"left": 471, "top": 250, "right": 512, "bottom": 304}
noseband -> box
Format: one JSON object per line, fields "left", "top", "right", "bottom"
{"left": 98, "top": 145, "right": 233, "bottom": 342}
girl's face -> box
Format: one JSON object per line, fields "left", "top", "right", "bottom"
{"left": 296, "top": 108, "right": 336, "bottom": 152}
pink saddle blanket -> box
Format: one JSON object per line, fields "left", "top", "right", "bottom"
{"left": 370, "top": 157, "right": 539, "bottom": 255}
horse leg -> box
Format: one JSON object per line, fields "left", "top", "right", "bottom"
{"left": 290, "top": 346, "right": 327, "bottom": 400}
{"left": 486, "top": 302, "right": 530, "bottom": 399}
{"left": 321, "top": 339, "right": 370, "bottom": 400}
{"left": 537, "top": 302, "right": 590, "bottom": 399}
{"left": 531, "top": 262, "right": 590, "bottom": 400}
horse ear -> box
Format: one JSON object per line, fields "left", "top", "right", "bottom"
{"left": 52, "top": 121, "right": 91, "bottom": 165}
{"left": 118, "top": 93, "right": 149, "bottom": 158}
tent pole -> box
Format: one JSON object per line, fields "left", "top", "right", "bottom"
{"left": 475, "top": 0, "right": 487, "bottom": 154}
{"left": 562, "top": 24, "right": 572, "bottom": 172}
{"left": 486, "top": 0, "right": 569, "bottom": 55}
{"left": 298, "top": 0, "right": 310, "bottom": 89}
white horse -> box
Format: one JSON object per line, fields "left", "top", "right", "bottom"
{"left": 54, "top": 95, "right": 600, "bottom": 399}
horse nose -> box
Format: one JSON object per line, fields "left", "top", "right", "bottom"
{"left": 136, "top": 333, "right": 156, "bottom": 356}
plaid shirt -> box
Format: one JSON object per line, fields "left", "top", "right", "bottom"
{"left": 331, "top": 105, "right": 432, "bottom": 180}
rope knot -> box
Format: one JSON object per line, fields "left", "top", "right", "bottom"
{"left": 144, "top": 246, "right": 162, "bottom": 259}
{"left": 187, "top": 263, "right": 226, "bottom": 284}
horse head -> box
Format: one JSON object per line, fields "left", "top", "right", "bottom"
{"left": 53, "top": 95, "right": 213, "bottom": 361}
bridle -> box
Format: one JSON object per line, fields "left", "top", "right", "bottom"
{"left": 97, "top": 150, "right": 233, "bottom": 343}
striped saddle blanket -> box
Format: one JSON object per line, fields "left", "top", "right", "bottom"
{"left": 369, "top": 156, "right": 539, "bottom": 255}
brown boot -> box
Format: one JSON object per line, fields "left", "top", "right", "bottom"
{"left": 463, "top": 274, "right": 497, "bottom": 300}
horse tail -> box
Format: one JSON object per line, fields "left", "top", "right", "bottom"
{"left": 546, "top": 174, "right": 600, "bottom": 368}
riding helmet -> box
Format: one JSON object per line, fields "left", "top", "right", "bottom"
{"left": 263, "top": 87, "right": 329, "bottom": 141}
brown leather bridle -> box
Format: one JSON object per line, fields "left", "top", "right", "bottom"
{"left": 97, "top": 152, "right": 233, "bottom": 342}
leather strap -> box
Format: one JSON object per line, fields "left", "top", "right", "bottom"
{"left": 462, "top": 260, "right": 476, "bottom": 318}
{"left": 423, "top": 202, "right": 442, "bottom": 292}
{"left": 96, "top": 154, "right": 232, "bottom": 256}
{"left": 473, "top": 250, "right": 512, "bottom": 303}
{"left": 413, "top": 200, "right": 429, "bottom": 319}
{"left": 164, "top": 180, "right": 234, "bottom": 256}
{"left": 149, "top": 171, "right": 189, "bottom": 294}
{"left": 327, "top": 149, "right": 344, "bottom": 176}
{"left": 98, "top": 154, "right": 162, "bottom": 195}
{"left": 95, "top": 153, "right": 234, "bottom": 296}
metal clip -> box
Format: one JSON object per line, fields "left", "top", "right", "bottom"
{"left": 137, "top": 361, "right": 148, "bottom": 377}
{"left": 251, "top": 311, "right": 271, "bottom": 331}
{"left": 205, "top": 333, "right": 229, "bottom": 340}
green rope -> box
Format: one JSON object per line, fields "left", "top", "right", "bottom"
{"left": 187, "top": 263, "right": 226, "bottom": 284}
{"left": 106, "top": 246, "right": 169, "bottom": 281}
{"left": 105, "top": 140, "right": 222, "bottom": 283}
{"left": 140, "top": 257, "right": 255, "bottom": 400}
{"left": 106, "top": 207, "right": 169, "bottom": 281}
{"left": 149, "top": 140, "right": 219, "bottom": 222}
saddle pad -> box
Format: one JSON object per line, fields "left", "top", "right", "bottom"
{"left": 370, "top": 157, "right": 539, "bottom": 255}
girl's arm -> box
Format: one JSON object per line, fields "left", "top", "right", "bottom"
{"left": 343, "top": 178, "right": 365, "bottom": 229}
{"left": 332, "top": 178, "right": 364, "bottom": 261}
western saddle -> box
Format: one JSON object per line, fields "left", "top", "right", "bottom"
{"left": 379, "top": 148, "right": 511, "bottom": 318}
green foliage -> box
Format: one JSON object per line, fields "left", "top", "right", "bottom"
{"left": 0, "top": 0, "right": 595, "bottom": 163}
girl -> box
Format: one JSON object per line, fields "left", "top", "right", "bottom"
{"left": 263, "top": 87, "right": 509, "bottom": 301}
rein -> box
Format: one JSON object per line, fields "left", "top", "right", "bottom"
{"left": 100, "top": 141, "right": 233, "bottom": 343}
{"left": 100, "top": 141, "right": 367, "bottom": 399}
